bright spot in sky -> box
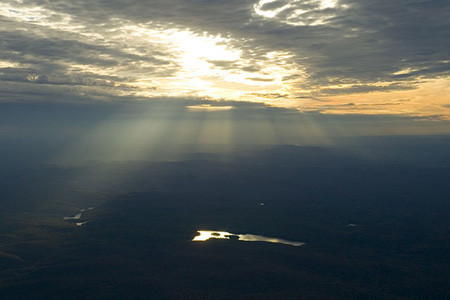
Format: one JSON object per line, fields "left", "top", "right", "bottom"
{"left": 393, "top": 68, "right": 419, "bottom": 76}
{"left": 3, "top": 1, "right": 448, "bottom": 119}
{"left": 254, "top": 0, "right": 341, "bottom": 26}
{"left": 117, "top": 24, "right": 301, "bottom": 102}
{"left": 187, "top": 104, "right": 234, "bottom": 111}
{"left": 170, "top": 31, "right": 241, "bottom": 73}
{"left": 254, "top": 0, "right": 294, "bottom": 18}
{"left": 320, "top": 0, "right": 338, "bottom": 9}
{"left": 0, "top": 1, "right": 307, "bottom": 107}
{"left": 0, "top": 60, "right": 20, "bottom": 68}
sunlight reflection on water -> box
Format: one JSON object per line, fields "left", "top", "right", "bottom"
{"left": 63, "top": 213, "right": 81, "bottom": 220}
{"left": 193, "top": 230, "right": 304, "bottom": 247}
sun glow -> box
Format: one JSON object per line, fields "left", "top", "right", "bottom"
{"left": 170, "top": 31, "right": 241, "bottom": 73}
{"left": 0, "top": 1, "right": 305, "bottom": 107}
{"left": 0, "top": 60, "right": 20, "bottom": 68}
{"left": 187, "top": 104, "right": 234, "bottom": 111}
{"left": 308, "top": 77, "right": 450, "bottom": 119}
{"left": 100, "top": 23, "right": 303, "bottom": 102}
{"left": 2, "top": 1, "right": 449, "bottom": 119}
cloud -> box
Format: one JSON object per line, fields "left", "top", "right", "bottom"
{"left": 0, "top": 0, "right": 449, "bottom": 118}
{"left": 187, "top": 104, "right": 234, "bottom": 111}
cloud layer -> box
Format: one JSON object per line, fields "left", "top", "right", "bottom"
{"left": 1, "top": 0, "right": 449, "bottom": 118}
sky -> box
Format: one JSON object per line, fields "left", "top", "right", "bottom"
{"left": 1, "top": 0, "right": 450, "bottom": 158}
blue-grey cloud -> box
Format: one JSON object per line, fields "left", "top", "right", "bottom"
{"left": 1, "top": 0, "right": 449, "bottom": 108}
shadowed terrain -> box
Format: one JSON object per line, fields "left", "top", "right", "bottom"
{"left": 1, "top": 143, "right": 450, "bottom": 299}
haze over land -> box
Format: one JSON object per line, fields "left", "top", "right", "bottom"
{"left": 1, "top": 0, "right": 450, "bottom": 163}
